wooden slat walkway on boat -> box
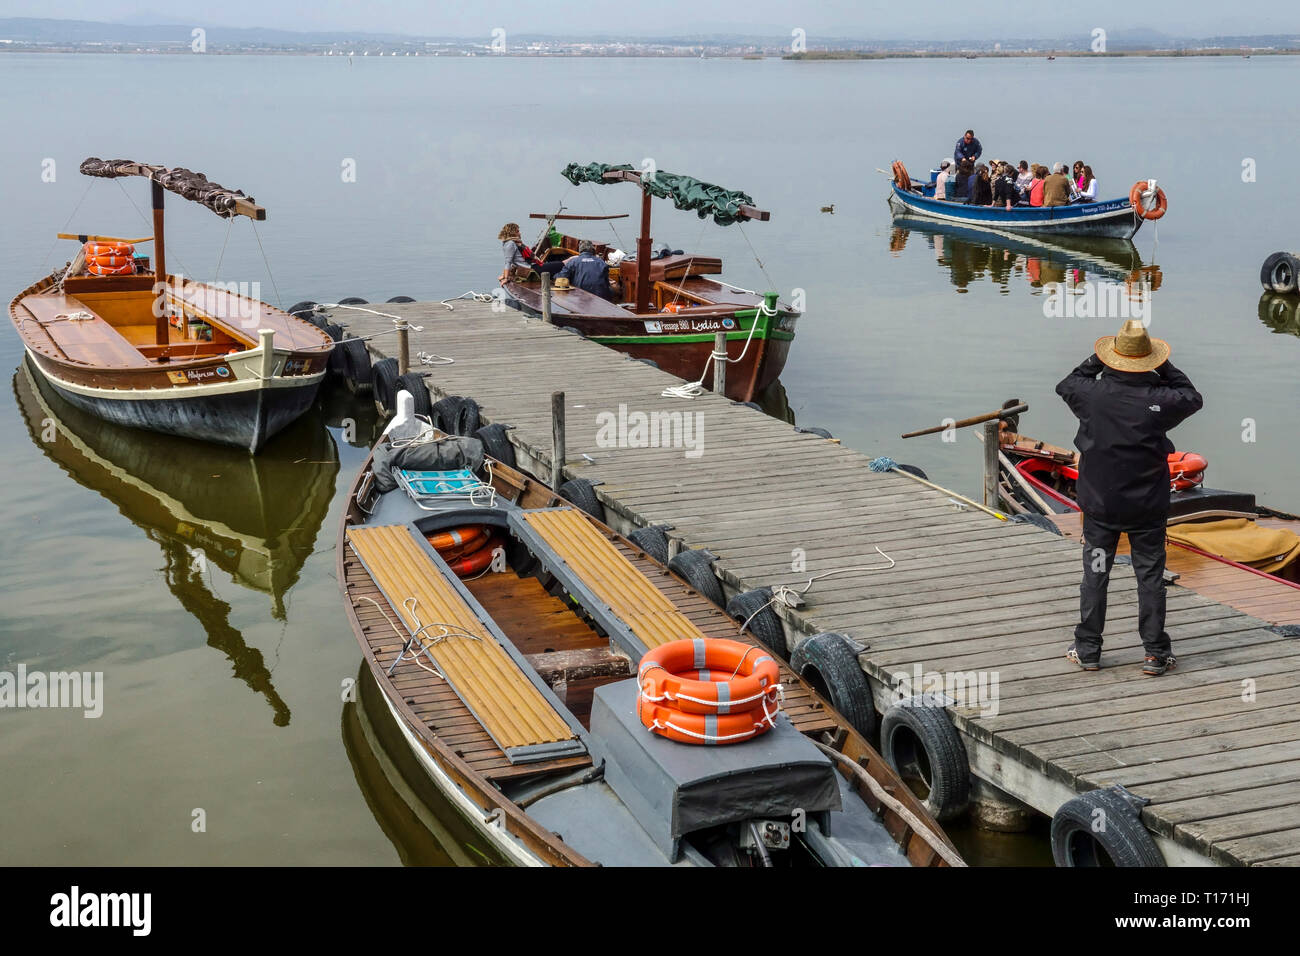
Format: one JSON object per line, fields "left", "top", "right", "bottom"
{"left": 335, "top": 298, "right": 1300, "bottom": 866}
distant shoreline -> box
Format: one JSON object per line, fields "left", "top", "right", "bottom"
{"left": 785, "top": 48, "right": 1295, "bottom": 59}
{"left": 0, "top": 48, "right": 1293, "bottom": 58}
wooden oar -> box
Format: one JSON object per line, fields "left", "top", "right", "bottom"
{"left": 58, "top": 233, "right": 153, "bottom": 244}
{"left": 901, "top": 403, "right": 1028, "bottom": 439}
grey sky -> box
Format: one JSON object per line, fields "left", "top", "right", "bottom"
{"left": 5, "top": 0, "right": 1298, "bottom": 39}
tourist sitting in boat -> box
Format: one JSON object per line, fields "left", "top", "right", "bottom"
{"left": 1073, "top": 161, "right": 1086, "bottom": 189}
{"left": 498, "top": 222, "right": 564, "bottom": 284}
{"left": 969, "top": 163, "right": 993, "bottom": 206}
{"left": 1015, "top": 160, "right": 1034, "bottom": 202}
{"left": 933, "top": 158, "right": 954, "bottom": 200}
{"left": 1029, "top": 165, "right": 1048, "bottom": 206}
{"left": 954, "top": 129, "right": 983, "bottom": 167}
{"left": 1077, "top": 165, "right": 1099, "bottom": 201}
{"left": 555, "top": 240, "right": 612, "bottom": 300}
{"left": 1043, "top": 163, "right": 1079, "bottom": 207}
{"left": 992, "top": 162, "right": 1019, "bottom": 210}
{"left": 952, "top": 159, "right": 975, "bottom": 200}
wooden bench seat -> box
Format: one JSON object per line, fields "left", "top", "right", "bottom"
{"left": 509, "top": 508, "right": 711, "bottom": 659}
{"left": 346, "top": 523, "right": 584, "bottom": 763}
{"left": 15, "top": 293, "right": 150, "bottom": 368}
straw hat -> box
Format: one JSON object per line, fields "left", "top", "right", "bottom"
{"left": 552, "top": 276, "right": 573, "bottom": 292}
{"left": 1094, "top": 319, "right": 1170, "bottom": 372}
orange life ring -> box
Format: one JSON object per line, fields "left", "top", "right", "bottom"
{"left": 445, "top": 535, "right": 500, "bottom": 577}
{"left": 86, "top": 260, "right": 134, "bottom": 276}
{"left": 86, "top": 254, "right": 133, "bottom": 268}
{"left": 1129, "top": 181, "right": 1168, "bottom": 221}
{"left": 83, "top": 241, "right": 134, "bottom": 258}
{"left": 636, "top": 697, "right": 777, "bottom": 745}
{"left": 892, "top": 160, "right": 912, "bottom": 190}
{"left": 1168, "top": 451, "right": 1207, "bottom": 491}
{"left": 662, "top": 302, "right": 687, "bottom": 314}
{"left": 427, "top": 525, "right": 489, "bottom": 553}
{"left": 638, "top": 637, "right": 781, "bottom": 715}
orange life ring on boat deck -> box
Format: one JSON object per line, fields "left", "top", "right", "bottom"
{"left": 86, "top": 260, "right": 134, "bottom": 276}
{"left": 86, "top": 254, "right": 133, "bottom": 268}
{"left": 427, "top": 525, "right": 489, "bottom": 553}
{"left": 437, "top": 531, "right": 494, "bottom": 563}
{"left": 638, "top": 637, "right": 781, "bottom": 716}
{"left": 637, "top": 696, "right": 778, "bottom": 745}
{"left": 662, "top": 302, "right": 687, "bottom": 314}
{"left": 445, "top": 535, "right": 500, "bottom": 577}
{"left": 892, "top": 160, "right": 912, "bottom": 190}
{"left": 1129, "top": 180, "right": 1168, "bottom": 221}
{"left": 83, "top": 241, "right": 134, "bottom": 258}
{"left": 1168, "top": 451, "right": 1207, "bottom": 491}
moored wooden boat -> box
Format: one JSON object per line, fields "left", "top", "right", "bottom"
{"left": 502, "top": 163, "right": 798, "bottom": 402}
{"left": 8, "top": 159, "right": 335, "bottom": 453}
{"left": 338, "top": 402, "right": 963, "bottom": 867}
{"left": 998, "top": 429, "right": 1300, "bottom": 626}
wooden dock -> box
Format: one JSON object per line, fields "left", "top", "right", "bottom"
{"left": 330, "top": 298, "right": 1300, "bottom": 867}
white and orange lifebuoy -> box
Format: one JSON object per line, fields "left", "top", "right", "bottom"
{"left": 83, "top": 241, "right": 134, "bottom": 258}
{"left": 427, "top": 525, "right": 489, "bottom": 554}
{"left": 636, "top": 698, "right": 778, "bottom": 745}
{"left": 86, "top": 254, "right": 133, "bottom": 269}
{"left": 444, "top": 534, "right": 500, "bottom": 577}
{"left": 86, "top": 260, "right": 135, "bottom": 276}
{"left": 1129, "top": 180, "right": 1168, "bottom": 221}
{"left": 892, "top": 160, "right": 912, "bottom": 190}
{"left": 1168, "top": 451, "right": 1207, "bottom": 491}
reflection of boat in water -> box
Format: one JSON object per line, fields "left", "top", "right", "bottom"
{"left": 341, "top": 663, "right": 507, "bottom": 866}
{"left": 1258, "top": 293, "right": 1300, "bottom": 338}
{"left": 889, "top": 215, "right": 1160, "bottom": 293}
{"left": 14, "top": 357, "right": 340, "bottom": 725}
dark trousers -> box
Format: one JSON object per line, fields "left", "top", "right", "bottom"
{"left": 1075, "top": 515, "right": 1172, "bottom": 661}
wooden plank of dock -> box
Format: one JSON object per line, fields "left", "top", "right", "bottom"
{"left": 332, "top": 299, "right": 1300, "bottom": 866}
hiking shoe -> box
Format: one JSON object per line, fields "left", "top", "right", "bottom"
{"left": 1142, "top": 655, "right": 1177, "bottom": 677}
{"left": 1067, "top": 646, "right": 1100, "bottom": 671}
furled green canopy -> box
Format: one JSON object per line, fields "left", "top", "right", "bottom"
{"left": 560, "top": 162, "right": 757, "bottom": 226}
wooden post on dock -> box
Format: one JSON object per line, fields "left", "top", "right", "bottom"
{"left": 396, "top": 319, "right": 410, "bottom": 375}
{"left": 712, "top": 331, "right": 728, "bottom": 396}
{"left": 551, "top": 390, "right": 566, "bottom": 490}
{"left": 983, "top": 420, "right": 1000, "bottom": 508}
{"left": 541, "top": 272, "right": 553, "bottom": 325}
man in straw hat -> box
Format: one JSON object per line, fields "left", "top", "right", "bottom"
{"left": 1056, "top": 320, "right": 1203, "bottom": 676}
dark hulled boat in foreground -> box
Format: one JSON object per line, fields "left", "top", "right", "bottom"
{"left": 338, "top": 399, "right": 962, "bottom": 866}
{"left": 503, "top": 163, "right": 798, "bottom": 402}
{"left": 9, "top": 159, "right": 334, "bottom": 453}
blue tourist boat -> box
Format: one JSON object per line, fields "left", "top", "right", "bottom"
{"left": 886, "top": 165, "right": 1166, "bottom": 240}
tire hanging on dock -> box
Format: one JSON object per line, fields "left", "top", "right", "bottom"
{"left": 726, "top": 587, "right": 789, "bottom": 656}
{"left": 325, "top": 324, "right": 347, "bottom": 378}
{"left": 1050, "top": 787, "right": 1165, "bottom": 867}
{"left": 455, "top": 397, "right": 481, "bottom": 437}
{"left": 338, "top": 296, "right": 369, "bottom": 305}
{"left": 667, "top": 548, "right": 725, "bottom": 607}
{"left": 396, "top": 372, "right": 432, "bottom": 416}
{"left": 431, "top": 396, "right": 464, "bottom": 435}
{"left": 627, "top": 525, "right": 671, "bottom": 565}
{"left": 789, "top": 632, "right": 877, "bottom": 739}
{"left": 879, "top": 695, "right": 971, "bottom": 822}
{"left": 1260, "top": 251, "right": 1300, "bottom": 294}
{"left": 339, "top": 338, "right": 372, "bottom": 395}
{"left": 386, "top": 295, "right": 416, "bottom": 303}
{"left": 558, "top": 478, "right": 605, "bottom": 523}
{"left": 286, "top": 301, "right": 322, "bottom": 327}
{"left": 371, "top": 357, "right": 400, "bottom": 413}
{"left": 473, "top": 423, "right": 516, "bottom": 468}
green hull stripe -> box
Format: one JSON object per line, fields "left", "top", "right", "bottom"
{"left": 587, "top": 328, "right": 794, "bottom": 346}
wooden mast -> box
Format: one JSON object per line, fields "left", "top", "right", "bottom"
{"left": 152, "top": 181, "right": 168, "bottom": 346}
{"left": 599, "top": 167, "right": 771, "bottom": 315}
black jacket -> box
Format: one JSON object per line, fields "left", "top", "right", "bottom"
{"left": 1056, "top": 355, "right": 1203, "bottom": 527}
{"left": 557, "top": 252, "right": 610, "bottom": 299}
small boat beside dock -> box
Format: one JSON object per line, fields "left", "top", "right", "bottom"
{"left": 503, "top": 163, "right": 798, "bottom": 402}
{"left": 8, "top": 158, "right": 334, "bottom": 453}
{"left": 886, "top": 163, "right": 1167, "bottom": 240}
{"left": 337, "top": 401, "right": 961, "bottom": 867}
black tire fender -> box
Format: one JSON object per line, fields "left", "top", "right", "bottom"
{"left": 1050, "top": 787, "right": 1165, "bottom": 867}
{"left": 371, "top": 357, "right": 400, "bottom": 413}
{"left": 340, "top": 338, "right": 372, "bottom": 394}
{"left": 726, "top": 587, "right": 789, "bottom": 656}
{"left": 474, "top": 423, "right": 516, "bottom": 468}
{"left": 395, "top": 372, "right": 432, "bottom": 417}
{"left": 558, "top": 478, "right": 605, "bottom": 523}
{"left": 386, "top": 295, "right": 416, "bottom": 303}
{"left": 667, "top": 548, "right": 725, "bottom": 607}
{"left": 789, "top": 632, "right": 876, "bottom": 738}
{"left": 879, "top": 695, "right": 971, "bottom": 822}
{"left": 455, "top": 397, "right": 481, "bottom": 436}
{"left": 338, "top": 296, "right": 369, "bottom": 305}
{"left": 1261, "top": 251, "right": 1299, "bottom": 294}
{"left": 896, "top": 463, "right": 929, "bottom": 480}
{"left": 430, "top": 396, "right": 463, "bottom": 434}
{"left": 626, "top": 526, "right": 670, "bottom": 565}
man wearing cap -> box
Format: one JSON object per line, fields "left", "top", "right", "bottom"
{"left": 555, "top": 240, "right": 612, "bottom": 300}
{"left": 1056, "top": 321, "right": 1203, "bottom": 676}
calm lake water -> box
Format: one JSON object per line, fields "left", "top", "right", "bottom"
{"left": 0, "top": 52, "right": 1296, "bottom": 866}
